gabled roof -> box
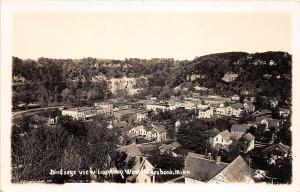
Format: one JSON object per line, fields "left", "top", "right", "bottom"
{"left": 152, "top": 126, "right": 167, "bottom": 134}
{"left": 118, "top": 144, "right": 142, "bottom": 156}
{"left": 185, "top": 152, "right": 228, "bottom": 182}
{"left": 242, "top": 133, "right": 255, "bottom": 143}
{"left": 219, "top": 130, "right": 231, "bottom": 142}
{"left": 218, "top": 156, "right": 254, "bottom": 183}
{"left": 185, "top": 153, "right": 254, "bottom": 183}
{"left": 262, "top": 143, "right": 291, "bottom": 155}
{"left": 204, "top": 128, "right": 221, "bottom": 138}
{"left": 231, "top": 124, "right": 249, "bottom": 132}
{"left": 131, "top": 125, "right": 152, "bottom": 132}
{"left": 229, "top": 102, "right": 244, "bottom": 110}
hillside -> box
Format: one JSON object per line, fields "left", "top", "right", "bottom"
{"left": 12, "top": 51, "right": 291, "bottom": 108}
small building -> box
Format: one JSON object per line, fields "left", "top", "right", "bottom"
{"left": 255, "top": 116, "right": 281, "bottom": 130}
{"left": 279, "top": 108, "right": 291, "bottom": 118}
{"left": 199, "top": 108, "right": 214, "bottom": 119}
{"left": 151, "top": 126, "right": 167, "bottom": 142}
{"left": 231, "top": 95, "right": 240, "bottom": 101}
{"left": 126, "top": 157, "right": 156, "bottom": 183}
{"left": 184, "top": 153, "right": 254, "bottom": 183}
{"left": 243, "top": 101, "right": 255, "bottom": 113}
{"left": 204, "top": 128, "right": 232, "bottom": 148}
{"left": 240, "top": 133, "right": 255, "bottom": 152}
{"left": 225, "top": 102, "right": 244, "bottom": 117}
{"left": 262, "top": 143, "right": 291, "bottom": 165}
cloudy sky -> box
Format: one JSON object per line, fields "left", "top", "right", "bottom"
{"left": 13, "top": 12, "right": 291, "bottom": 60}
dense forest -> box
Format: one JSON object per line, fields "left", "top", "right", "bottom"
{"left": 12, "top": 51, "right": 292, "bottom": 108}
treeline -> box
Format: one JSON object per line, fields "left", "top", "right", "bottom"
{"left": 11, "top": 115, "right": 130, "bottom": 183}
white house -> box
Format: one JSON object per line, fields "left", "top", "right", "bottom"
{"left": 225, "top": 102, "right": 244, "bottom": 117}
{"left": 127, "top": 157, "right": 155, "bottom": 183}
{"left": 205, "top": 128, "right": 232, "bottom": 148}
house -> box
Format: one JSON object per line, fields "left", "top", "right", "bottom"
{"left": 113, "top": 109, "right": 147, "bottom": 123}
{"left": 204, "top": 128, "right": 232, "bottom": 148}
{"left": 129, "top": 125, "right": 153, "bottom": 139}
{"left": 270, "top": 99, "right": 279, "bottom": 108}
{"left": 243, "top": 101, "right": 255, "bottom": 113}
{"left": 240, "top": 133, "right": 255, "bottom": 152}
{"left": 279, "top": 108, "right": 290, "bottom": 117}
{"left": 129, "top": 124, "right": 167, "bottom": 142}
{"left": 255, "top": 116, "right": 281, "bottom": 130}
{"left": 230, "top": 124, "right": 250, "bottom": 140}
{"left": 151, "top": 126, "right": 167, "bottom": 142}
{"left": 61, "top": 107, "right": 97, "bottom": 120}
{"left": 262, "top": 143, "right": 291, "bottom": 165}
{"left": 198, "top": 108, "right": 214, "bottom": 119}
{"left": 225, "top": 102, "right": 244, "bottom": 117}
{"left": 94, "top": 102, "right": 113, "bottom": 116}
{"left": 231, "top": 95, "right": 240, "bottom": 101}
{"left": 126, "top": 156, "right": 156, "bottom": 183}
{"left": 184, "top": 153, "right": 254, "bottom": 183}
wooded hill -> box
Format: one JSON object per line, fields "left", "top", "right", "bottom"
{"left": 12, "top": 51, "right": 291, "bottom": 107}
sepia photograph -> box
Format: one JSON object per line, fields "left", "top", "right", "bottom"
{"left": 1, "top": 1, "right": 300, "bottom": 192}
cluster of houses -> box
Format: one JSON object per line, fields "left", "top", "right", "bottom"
{"left": 23, "top": 92, "right": 291, "bottom": 184}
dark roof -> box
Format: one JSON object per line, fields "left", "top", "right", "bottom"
{"left": 219, "top": 156, "right": 254, "bottom": 183}
{"left": 204, "top": 128, "right": 221, "bottom": 138}
{"left": 231, "top": 124, "right": 249, "bottom": 132}
{"left": 242, "top": 133, "right": 255, "bottom": 143}
{"left": 230, "top": 102, "right": 244, "bottom": 110}
{"left": 185, "top": 152, "right": 228, "bottom": 182}
{"left": 262, "top": 143, "right": 291, "bottom": 155}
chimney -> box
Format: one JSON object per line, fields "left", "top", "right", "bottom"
{"left": 216, "top": 156, "right": 221, "bottom": 164}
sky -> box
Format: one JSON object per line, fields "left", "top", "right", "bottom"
{"left": 13, "top": 12, "right": 291, "bottom": 60}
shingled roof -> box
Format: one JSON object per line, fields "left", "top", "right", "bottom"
{"left": 185, "top": 153, "right": 254, "bottom": 183}
{"left": 231, "top": 124, "right": 249, "bottom": 132}
{"left": 242, "top": 133, "right": 255, "bottom": 143}
{"left": 262, "top": 143, "right": 291, "bottom": 155}
{"left": 184, "top": 153, "right": 228, "bottom": 182}
{"left": 218, "top": 156, "right": 255, "bottom": 183}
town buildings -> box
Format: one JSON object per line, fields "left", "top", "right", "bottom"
{"left": 61, "top": 107, "right": 97, "bottom": 120}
